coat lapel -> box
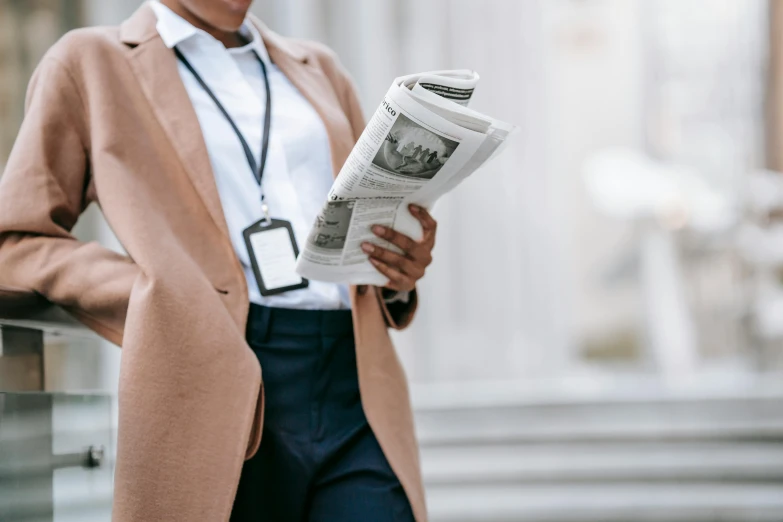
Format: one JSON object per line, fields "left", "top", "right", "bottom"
{"left": 120, "top": 4, "right": 231, "bottom": 240}
{"left": 117, "top": 4, "right": 354, "bottom": 242}
{"left": 253, "top": 18, "right": 356, "bottom": 180}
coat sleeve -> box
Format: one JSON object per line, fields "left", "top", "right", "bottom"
{"left": 326, "top": 52, "right": 419, "bottom": 330}
{"left": 0, "top": 55, "right": 138, "bottom": 345}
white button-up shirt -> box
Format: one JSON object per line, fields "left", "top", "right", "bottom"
{"left": 151, "top": 1, "right": 349, "bottom": 309}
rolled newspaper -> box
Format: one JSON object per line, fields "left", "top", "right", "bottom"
{"left": 296, "top": 70, "right": 515, "bottom": 285}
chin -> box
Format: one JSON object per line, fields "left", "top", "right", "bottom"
{"left": 215, "top": 0, "right": 253, "bottom": 30}
{"left": 223, "top": 0, "right": 253, "bottom": 16}
{"left": 185, "top": 0, "right": 253, "bottom": 31}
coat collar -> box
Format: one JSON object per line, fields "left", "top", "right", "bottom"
{"left": 117, "top": 3, "right": 349, "bottom": 244}
{"left": 118, "top": 3, "right": 310, "bottom": 242}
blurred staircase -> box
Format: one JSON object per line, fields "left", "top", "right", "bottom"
{"left": 412, "top": 380, "right": 783, "bottom": 522}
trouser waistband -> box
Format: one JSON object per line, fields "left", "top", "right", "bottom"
{"left": 246, "top": 303, "right": 353, "bottom": 339}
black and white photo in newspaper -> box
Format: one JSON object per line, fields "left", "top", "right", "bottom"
{"left": 371, "top": 113, "right": 459, "bottom": 181}
{"left": 296, "top": 70, "right": 514, "bottom": 285}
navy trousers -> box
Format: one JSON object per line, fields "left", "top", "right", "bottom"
{"left": 230, "top": 304, "right": 415, "bottom": 522}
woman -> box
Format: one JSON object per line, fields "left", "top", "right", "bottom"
{"left": 0, "top": 1, "right": 436, "bottom": 520}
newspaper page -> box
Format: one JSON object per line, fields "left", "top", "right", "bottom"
{"left": 296, "top": 70, "right": 515, "bottom": 285}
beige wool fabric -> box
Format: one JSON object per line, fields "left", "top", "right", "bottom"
{"left": 0, "top": 4, "right": 425, "bottom": 520}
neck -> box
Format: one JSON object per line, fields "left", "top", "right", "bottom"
{"left": 159, "top": 1, "right": 247, "bottom": 48}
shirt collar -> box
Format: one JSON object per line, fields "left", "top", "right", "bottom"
{"left": 149, "top": 0, "right": 271, "bottom": 65}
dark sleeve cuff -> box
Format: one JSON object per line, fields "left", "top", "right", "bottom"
{"left": 375, "top": 287, "right": 418, "bottom": 330}
{"left": 381, "top": 289, "right": 410, "bottom": 304}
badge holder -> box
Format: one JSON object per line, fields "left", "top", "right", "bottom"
{"left": 176, "top": 48, "right": 306, "bottom": 297}
{"left": 243, "top": 203, "right": 309, "bottom": 297}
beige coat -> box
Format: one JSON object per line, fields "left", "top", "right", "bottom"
{"left": 0, "top": 4, "right": 426, "bottom": 521}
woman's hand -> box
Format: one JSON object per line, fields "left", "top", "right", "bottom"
{"left": 361, "top": 204, "right": 437, "bottom": 293}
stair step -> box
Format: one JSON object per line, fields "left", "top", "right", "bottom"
{"left": 413, "top": 382, "right": 783, "bottom": 521}
{"left": 426, "top": 483, "right": 783, "bottom": 522}
{"left": 414, "top": 397, "right": 783, "bottom": 445}
{"left": 421, "top": 442, "right": 783, "bottom": 484}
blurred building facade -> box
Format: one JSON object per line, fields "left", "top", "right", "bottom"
{"left": 3, "top": 0, "right": 780, "bottom": 383}
{"left": 247, "top": 0, "right": 781, "bottom": 388}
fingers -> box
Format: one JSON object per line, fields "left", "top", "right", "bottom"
{"left": 409, "top": 204, "right": 437, "bottom": 231}
{"left": 372, "top": 225, "right": 416, "bottom": 252}
{"left": 369, "top": 258, "right": 415, "bottom": 292}
{"left": 367, "top": 208, "right": 436, "bottom": 285}
{"left": 409, "top": 204, "right": 437, "bottom": 245}
{"left": 370, "top": 205, "right": 437, "bottom": 251}
{"left": 361, "top": 242, "right": 425, "bottom": 279}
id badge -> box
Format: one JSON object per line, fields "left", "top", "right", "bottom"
{"left": 242, "top": 218, "right": 309, "bottom": 296}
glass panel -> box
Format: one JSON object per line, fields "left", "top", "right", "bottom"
{"left": 0, "top": 392, "right": 113, "bottom": 522}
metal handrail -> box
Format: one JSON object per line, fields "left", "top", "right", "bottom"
{"left": 0, "top": 287, "right": 112, "bottom": 522}
{"left": 0, "top": 285, "right": 97, "bottom": 340}
{"left": 0, "top": 444, "right": 106, "bottom": 479}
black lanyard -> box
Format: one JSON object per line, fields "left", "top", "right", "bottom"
{"left": 174, "top": 47, "right": 272, "bottom": 205}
